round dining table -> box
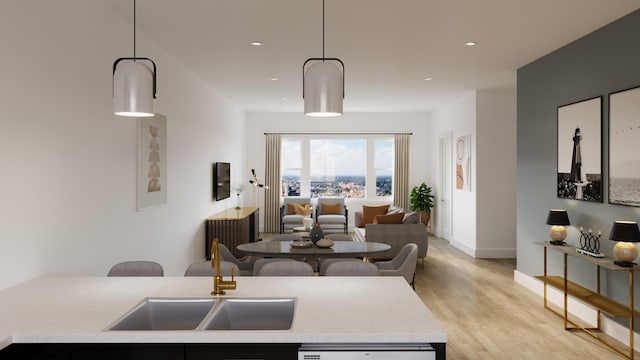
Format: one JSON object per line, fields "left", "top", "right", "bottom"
{"left": 236, "top": 240, "right": 390, "bottom": 259}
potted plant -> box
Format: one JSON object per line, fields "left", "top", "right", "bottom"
{"left": 410, "top": 182, "right": 435, "bottom": 226}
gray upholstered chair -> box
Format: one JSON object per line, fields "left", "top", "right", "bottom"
{"left": 280, "top": 197, "right": 313, "bottom": 233}
{"left": 254, "top": 259, "right": 314, "bottom": 276}
{"left": 184, "top": 260, "right": 237, "bottom": 277}
{"left": 322, "top": 259, "right": 379, "bottom": 276}
{"left": 107, "top": 261, "right": 164, "bottom": 276}
{"left": 315, "top": 197, "right": 348, "bottom": 234}
{"left": 219, "top": 243, "right": 254, "bottom": 276}
{"left": 375, "top": 243, "right": 419, "bottom": 288}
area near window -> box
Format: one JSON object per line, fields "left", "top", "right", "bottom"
{"left": 281, "top": 135, "right": 393, "bottom": 199}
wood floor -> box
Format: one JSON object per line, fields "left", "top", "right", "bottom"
{"left": 418, "top": 236, "right": 628, "bottom": 359}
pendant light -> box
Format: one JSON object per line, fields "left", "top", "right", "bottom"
{"left": 113, "top": 0, "right": 157, "bottom": 117}
{"left": 303, "top": 0, "right": 344, "bottom": 117}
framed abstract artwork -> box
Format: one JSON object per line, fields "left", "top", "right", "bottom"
{"left": 556, "top": 96, "right": 602, "bottom": 202}
{"left": 138, "top": 113, "right": 167, "bottom": 211}
{"left": 609, "top": 86, "right": 640, "bottom": 207}
{"left": 455, "top": 134, "right": 471, "bottom": 192}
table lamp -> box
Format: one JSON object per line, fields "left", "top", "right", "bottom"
{"left": 546, "top": 209, "right": 570, "bottom": 245}
{"left": 609, "top": 220, "right": 640, "bottom": 267}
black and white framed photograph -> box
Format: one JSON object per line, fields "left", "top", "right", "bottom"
{"left": 609, "top": 86, "right": 640, "bottom": 207}
{"left": 556, "top": 96, "right": 602, "bottom": 202}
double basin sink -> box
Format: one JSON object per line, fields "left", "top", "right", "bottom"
{"left": 107, "top": 297, "right": 296, "bottom": 331}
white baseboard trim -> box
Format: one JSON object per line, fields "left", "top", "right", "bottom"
{"left": 514, "top": 270, "right": 640, "bottom": 348}
{"left": 449, "top": 238, "right": 476, "bottom": 257}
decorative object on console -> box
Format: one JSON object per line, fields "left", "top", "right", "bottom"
{"left": 556, "top": 96, "right": 603, "bottom": 202}
{"left": 232, "top": 183, "right": 245, "bottom": 209}
{"left": 309, "top": 223, "right": 324, "bottom": 245}
{"left": 113, "top": 0, "right": 157, "bottom": 117}
{"left": 303, "top": 0, "right": 344, "bottom": 117}
{"left": 576, "top": 227, "right": 604, "bottom": 258}
{"left": 409, "top": 182, "right": 435, "bottom": 226}
{"left": 609, "top": 220, "right": 640, "bottom": 267}
{"left": 546, "top": 209, "right": 571, "bottom": 245}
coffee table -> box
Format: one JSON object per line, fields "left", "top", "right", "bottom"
{"left": 236, "top": 241, "right": 390, "bottom": 259}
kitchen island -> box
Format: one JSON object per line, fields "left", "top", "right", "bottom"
{"left": 0, "top": 276, "right": 447, "bottom": 359}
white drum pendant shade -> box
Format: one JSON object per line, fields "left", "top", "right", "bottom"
{"left": 304, "top": 61, "right": 343, "bottom": 117}
{"left": 114, "top": 60, "right": 154, "bottom": 117}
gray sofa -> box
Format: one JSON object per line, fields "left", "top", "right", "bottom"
{"left": 353, "top": 211, "right": 428, "bottom": 261}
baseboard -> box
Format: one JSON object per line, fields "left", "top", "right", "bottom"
{"left": 449, "top": 238, "right": 476, "bottom": 258}
{"left": 514, "top": 270, "right": 640, "bottom": 348}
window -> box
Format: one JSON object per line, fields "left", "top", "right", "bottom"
{"left": 280, "top": 136, "right": 393, "bottom": 199}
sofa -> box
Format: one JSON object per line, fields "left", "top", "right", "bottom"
{"left": 353, "top": 209, "right": 428, "bottom": 261}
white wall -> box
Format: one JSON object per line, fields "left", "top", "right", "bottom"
{"left": 429, "top": 92, "right": 477, "bottom": 255}
{"left": 476, "top": 89, "right": 517, "bottom": 258}
{"left": 429, "top": 89, "right": 517, "bottom": 258}
{"left": 245, "top": 112, "right": 431, "bottom": 231}
{"left": 0, "top": 0, "right": 245, "bottom": 290}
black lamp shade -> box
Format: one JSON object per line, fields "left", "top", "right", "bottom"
{"left": 546, "top": 209, "right": 570, "bottom": 226}
{"left": 609, "top": 221, "right": 640, "bottom": 242}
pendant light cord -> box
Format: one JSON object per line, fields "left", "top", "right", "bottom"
{"left": 322, "top": 0, "right": 325, "bottom": 61}
{"left": 133, "top": 0, "right": 137, "bottom": 59}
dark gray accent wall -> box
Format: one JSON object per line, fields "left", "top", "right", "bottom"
{"left": 518, "top": 9, "right": 640, "bottom": 306}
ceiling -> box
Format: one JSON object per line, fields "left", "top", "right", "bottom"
{"left": 103, "top": 0, "right": 640, "bottom": 113}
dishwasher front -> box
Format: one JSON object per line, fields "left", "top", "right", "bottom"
{"left": 298, "top": 343, "right": 436, "bottom": 360}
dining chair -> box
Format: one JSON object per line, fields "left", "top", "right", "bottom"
{"left": 184, "top": 260, "right": 236, "bottom": 277}
{"left": 374, "top": 243, "right": 418, "bottom": 288}
{"left": 254, "top": 259, "right": 314, "bottom": 276}
{"left": 107, "top": 261, "right": 164, "bottom": 276}
{"left": 219, "top": 243, "right": 254, "bottom": 276}
{"left": 322, "top": 259, "right": 379, "bottom": 276}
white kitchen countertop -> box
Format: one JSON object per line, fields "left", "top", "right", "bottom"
{"left": 0, "top": 276, "right": 447, "bottom": 349}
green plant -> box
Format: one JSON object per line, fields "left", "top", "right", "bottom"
{"left": 410, "top": 182, "right": 435, "bottom": 212}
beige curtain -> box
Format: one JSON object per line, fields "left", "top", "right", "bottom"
{"left": 264, "top": 134, "right": 281, "bottom": 233}
{"left": 394, "top": 133, "right": 411, "bottom": 210}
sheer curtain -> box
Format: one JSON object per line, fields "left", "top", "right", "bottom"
{"left": 264, "top": 134, "right": 281, "bottom": 233}
{"left": 394, "top": 133, "right": 411, "bottom": 210}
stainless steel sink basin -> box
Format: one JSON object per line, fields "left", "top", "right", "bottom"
{"left": 203, "top": 298, "right": 296, "bottom": 330}
{"left": 108, "top": 298, "right": 217, "bottom": 330}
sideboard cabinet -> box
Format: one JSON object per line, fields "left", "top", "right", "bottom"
{"left": 205, "top": 207, "right": 259, "bottom": 259}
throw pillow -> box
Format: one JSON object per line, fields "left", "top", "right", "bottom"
{"left": 294, "top": 203, "right": 312, "bottom": 217}
{"left": 321, "top": 202, "right": 342, "bottom": 215}
{"left": 373, "top": 212, "right": 405, "bottom": 224}
{"left": 402, "top": 211, "right": 419, "bottom": 224}
{"left": 357, "top": 204, "right": 390, "bottom": 228}
{"left": 386, "top": 206, "right": 404, "bottom": 215}
{"left": 287, "top": 203, "right": 297, "bottom": 215}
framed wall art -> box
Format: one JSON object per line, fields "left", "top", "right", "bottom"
{"left": 609, "top": 86, "right": 640, "bottom": 207}
{"left": 556, "top": 96, "right": 602, "bottom": 202}
{"left": 138, "top": 113, "right": 167, "bottom": 211}
{"left": 455, "top": 134, "right": 471, "bottom": 192}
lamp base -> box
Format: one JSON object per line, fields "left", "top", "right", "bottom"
{"left": 614, "top": 261, "right": 637, "bottom": 268}
{"left": 549, "top": 241, "right": 567, "bottom": 246}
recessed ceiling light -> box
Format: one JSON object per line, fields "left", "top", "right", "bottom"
{"left": 281, "top": 97, "right": 288, "bottom": 101}
{"left": 465, "top": 41, "right": 477, "bottom": 46}
{"left": 423, "top": 77, "right": 433, "bottom": 81}
{"left": 250, "top": 41, "right": 263, "bottom": 46}
{"left": 271, "top": 77, "right": 279, "bottom": 81}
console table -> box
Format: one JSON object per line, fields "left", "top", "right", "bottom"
{"left": 205, "top": 207, "right": 259, "bottom": 259}
{"left": 535, "top": 241, "right": 640, "bottom": 359}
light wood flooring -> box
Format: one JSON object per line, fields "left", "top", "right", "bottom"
{"left": 260, "top": 233, "right": 630, "bottom": 359}
{"left": 418, "top": 235, "right": 630, "bottom": 359}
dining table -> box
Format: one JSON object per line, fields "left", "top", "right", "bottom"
{"left": 236, "top": 240, "right": 391, "bottom": 259}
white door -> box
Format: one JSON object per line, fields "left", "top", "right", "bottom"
{"left": 438, "top": 133, "right": 453, "bottom": 240}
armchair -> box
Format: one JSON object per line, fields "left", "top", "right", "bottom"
{"left": 315, "top": 197, "right": 348, "bottom": 234}
{"left": 280, "top": 197, "right": 313, "bottom": 233}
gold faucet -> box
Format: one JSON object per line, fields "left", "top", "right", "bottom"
{"left": 210, "top": 238, "right": 236, "bottom": 296}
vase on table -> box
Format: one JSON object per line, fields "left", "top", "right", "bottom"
{"left": 302, "top": 217, "right": 313, "bottom": 230}
{"left": 235, "top": 193, "right": 241, "bottom": 209}
{"left": 309, "top": 223, "right": 324, "bottom": 245}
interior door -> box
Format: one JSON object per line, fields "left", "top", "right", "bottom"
{"left": 438, "top": 133, "right": 453, "bottom": 240}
